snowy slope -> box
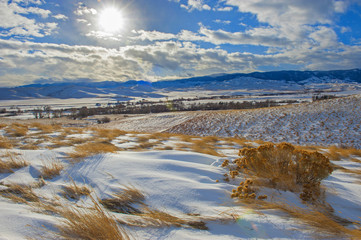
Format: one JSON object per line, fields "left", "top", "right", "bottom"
{"left": 0, "top": 125, "right": 360, "bottom": 239}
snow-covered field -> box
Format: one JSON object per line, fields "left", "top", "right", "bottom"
{"left": 0, "top": 122, "right": 360, "bottom": 239}
{"left": 106, "top": 95, "right": 361, "bottom": 149}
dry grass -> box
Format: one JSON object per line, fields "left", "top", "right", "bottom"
{"left": 0, "top": 183, "right": 39, "bottom": 203}
{"left": 325, "top": 145, "right": 361, "bottom": 160}
{"left": 189, "top": 139, "right": 222, "bottom": 156}
{"left": 40, "top": 158, "right": 64, "bottom": 180}
{"left": 67, "top": 141, "right": 119, "bottom": 160}
{"left": 62, "top": 183, "right": 91, "bottom": 200}
{"left": 54, "top": 196, "right": 130, "bottom": 240}
{"left": 100, "top": 186, "right": 146, "bottom": 214}
{"left": 0, "top": 152, "right": 28, "bottom": 173}
{"left": 62, "top": 127, "right": 84, "bottom": 135}
{"left": 5, "top": 123, "right": 28, "bottom": 137}
{"left": 241, "top": 200, "right": 361, "bottom": 239}
{"left": 0, "top": 136, "right": 13, "bottom": 149}
{"left": 93, "top": 128, "right": 126, "bottom": 140}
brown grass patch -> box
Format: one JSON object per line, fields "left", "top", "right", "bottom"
{"left": 241, "top": 200, "right": 361, "bottom": 239}
{"left": 40, "top": 158, "right": 64, "bottom": 180}
{"left": 54, "top": 196, "right": 130, "bottom": 240}
{"left": 0, "top": 183, "right": 39, "bottom": 203}
{"left": 0, "top": 136, "right": 13, "bottom": 149}
{"left": 190, "top": 139, "right": 222, "bottom": 156}
{"left": 62, "top": 181, "right": 91, "bottom": 200}
{"left": 325, "top": 146, "right": 361, "bottom": 160}
{"left": 100, "top": 186, "right": 146, "bottom": 214}
{"left": 0, "top": 152, "right": 28, "bottom": 173}
{"left": 67, "top": 141, "right": 119, "bottom": 161}
{"left": 94, "top": 128, "right": 126, "bottom": 140}
{"left": 5, "top": 124, "right": 28, "bottom": 137}
{"left": 20, "top": 143, "right": 40, "bottom": 150}
{"left": 30, "top": 123, "right": 62, "bottom": 134}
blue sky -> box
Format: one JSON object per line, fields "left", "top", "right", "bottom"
{"left": 0, "top": 0, "right": 361, "bottom": 86}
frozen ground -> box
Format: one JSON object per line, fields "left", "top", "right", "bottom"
{"left": 0, "top": 124, "right": 360, "bottom": 239}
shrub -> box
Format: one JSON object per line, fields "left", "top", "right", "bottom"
{"left": 235, "top": 142, "right": 333, "bottom": 202}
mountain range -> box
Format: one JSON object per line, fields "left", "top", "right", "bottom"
{"left": 1, "top": 69, "right": 360, "bottom": 100}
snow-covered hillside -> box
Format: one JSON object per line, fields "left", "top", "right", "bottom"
{"left": 104, "top": 95, "right": 361, "bottom": 149}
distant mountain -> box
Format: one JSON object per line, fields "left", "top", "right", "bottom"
{"left": 0, "top": 69, "right": 360, "bottom": 100}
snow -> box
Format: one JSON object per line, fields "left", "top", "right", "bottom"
{"left": 0, "top": 124, "right": 360, "bottom": 239}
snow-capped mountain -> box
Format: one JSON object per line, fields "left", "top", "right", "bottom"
{"left": 0, "top": 69, "right": 360, "bottom": 100}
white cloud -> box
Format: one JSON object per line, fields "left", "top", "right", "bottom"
{"left": 130, "top": 30, "right": 176, "bottom": 41}
{"left": 74, "top": 3, "right": 97, "bottom": 16}
{"left": 215, "top": 6, "right": 233, "bottom": 11}
{"left": 181, "top": 0, "right": 211, "bottom": 11}
{"left": 213, "top": 19, "right": 231, "bottom": 24}
{"left": 0, "top": 1, "right": 57, "bottom": 38}
{"left": 53, "top": 14, "right": 68, "bottom": 20}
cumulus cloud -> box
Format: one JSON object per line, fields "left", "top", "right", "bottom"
{"left": 0, "top": 0, "right": 57, "bottom": 38}
{"left": 74, "top": 3, "right": 97, "bottom": 16}
{"left": 53, "top": 14, "right": 68, "bottom": 20}
{"left": 180, "top": 0, "right": 211, "bottom": 11}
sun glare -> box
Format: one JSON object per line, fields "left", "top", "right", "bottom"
{"left": 98, "top": 7, "right": 124, "bottom": 33}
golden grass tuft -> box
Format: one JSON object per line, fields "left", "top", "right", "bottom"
{"left": 326, "top": 145, "right": 361, "bottom": 160}
{"left": 30, "top": 123, "right": 62, "bottom": 134}
{"left": 61, "top": 179, "right": 91, "bottom": 200}
{"left": 100, "top": 186, "right": 146, "bottom": 214}
{"left": 0, "top": 183, "right": 39, "bottom": 203}
{"left": 0, "top": 152, "right": 28, "bottom": 173}
{"left": 54, "top": 196, "right": 130, "bottom": 240}
{"left": 242, "top": 200, "right": 361, "bottom": 239}
{"left": 93, "top": 128, "right": 126, "bottom": 140}
{"left": 0, "top": 136, "right": 13, "bottom": 149}
{"left": 67, "top": 141, "right": 118, "bottom": 160}
{"left": 189, "top": 139, "right": 222, "bottom": 156}
{"left": 40, "top": 158, "right": 64, "bottom": 180}
{"left": 5, "top": 124, "right": 28, "bottom": 137}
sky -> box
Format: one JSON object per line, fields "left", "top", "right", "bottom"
{"left": 0, "top": 0, "right": 361, "bottom": 87}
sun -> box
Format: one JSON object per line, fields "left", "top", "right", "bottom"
{"left": 98, "top": 7, "right": 124, "bottom": 33}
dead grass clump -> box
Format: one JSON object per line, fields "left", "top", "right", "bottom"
{"left": 62, "top": 127, "right": 84, "bottom": 135}
{"left": 0, "top": 183, "right": 39, "bottom": 203}
{"left": 20, "top": 143, "right": 40, "bottom": 150}
{"left": 94, "top": 128, "right": 126, "bottom": 140}
{"left": 100, "top": 186, "right": 146, "bottom": 214}
{"left": 235, "top": 142, "right": 333, "bottom": 202}
{"left": 326, "top": 145, "right": 361, "bottom": 160}
{"left": 62, "top": 182, "right": 91, "bottom": 200}
{"left": 30, "top": 123, "right": 62, "bottom": 134}
{"left": 67, "top": 141, "right": 119, "bottom": 160}
{"left": 246, "top": 200, "right": 361, "bottom": 239}
{"left": 0, "top": 136, "right": 13, "bottom": 149}
{"left": 0, "top": 152, "right": 28, "bottom": 173}
{"left": 5, "top": 124, "right": 28, "bottom": 137}
{"left": 55, "top": 196, "right": 130, "bottom": 240}
{"left": 190, "top": 139, "right": 221, "bottom": 156}
{"left": 40, "top": 159, "right": 64, "bottom": 180}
